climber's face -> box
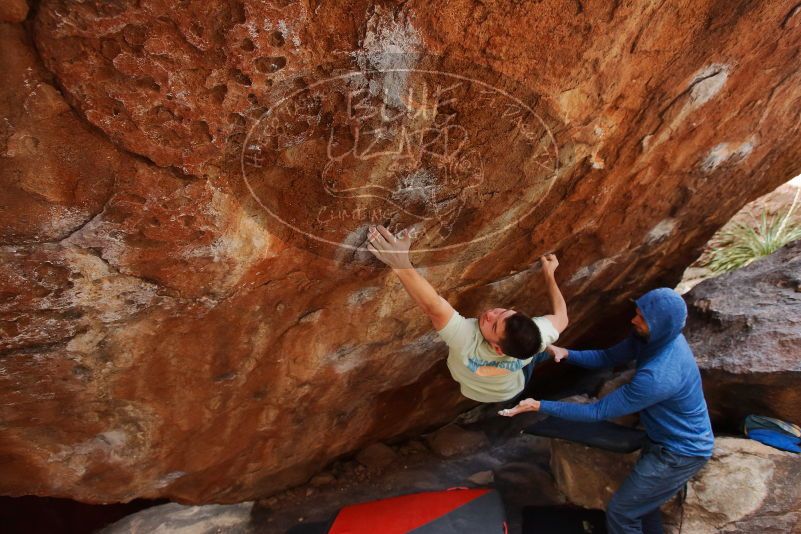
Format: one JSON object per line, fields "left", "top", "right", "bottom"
{"left": 479, "top": 307, "right": 515, "bottom": 346}
{"left": 631, "top": 307, "right": 650, "bottom": 338}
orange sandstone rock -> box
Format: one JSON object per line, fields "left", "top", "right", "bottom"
{"left": 0, "top": 1, "right": 799, "bottom": 503}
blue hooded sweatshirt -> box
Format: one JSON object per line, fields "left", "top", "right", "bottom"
{"left": 539, "top": 288, "right": 715, "bottom": 457}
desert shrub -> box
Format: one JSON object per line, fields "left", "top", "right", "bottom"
{"left": 706, "top": 187, "right": 801, "bottom": 273}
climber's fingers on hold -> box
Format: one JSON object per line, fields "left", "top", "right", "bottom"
{"left": 368, "top": 227, "right": 388, "bottom": 250}
{"left": 375, "top": 225, "right": 396, "bottom": 244}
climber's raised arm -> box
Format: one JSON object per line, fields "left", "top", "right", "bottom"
{"left": 540, "top": 253, "right": 569, "bottom": 333}
{"left": 367, "top": 225, "right": 454, "bottom": 330}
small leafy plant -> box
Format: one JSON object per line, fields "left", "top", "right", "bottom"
{"left": 706, "top": 187, "right": 801, "bottom": 274}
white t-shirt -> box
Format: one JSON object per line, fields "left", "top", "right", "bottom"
{"left": 436, "top": 312, "right": 559, "bottom": 403}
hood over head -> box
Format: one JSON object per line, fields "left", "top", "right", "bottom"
{"left": 634, "top": 287, "right": 687, "bottom": 359}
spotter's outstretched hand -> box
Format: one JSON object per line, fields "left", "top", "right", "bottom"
{"left": 546, "top": 344, "right": 569, "bottom": 363}
{"left": 366, "top": 225, "right": 413, "bottom": 269}
{"left": 498, "top": 398, "right": 541, "bottom": 417}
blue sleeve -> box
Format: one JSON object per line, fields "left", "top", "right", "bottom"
{"left": 565, "top": 337, "right": 638, "bottom": 369}
{"left": 539, "top": 369, "right": 667, "bottom": 422}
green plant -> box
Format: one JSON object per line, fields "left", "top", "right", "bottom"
{"left": 706, "top": 187, "right": 801, "bottom": 274}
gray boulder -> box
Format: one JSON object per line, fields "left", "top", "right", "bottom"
{"left": 681, "top": 438, "right": 801, "bottom": 533}
{"left": 684, "top": 240, "right": 801, "bottom": 432}
{"left": 550, "top": 437, "right": 801, "bottom": 533}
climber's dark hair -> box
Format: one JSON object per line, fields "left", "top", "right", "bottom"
{"left": 500, "top": 312, "right": 542, "bottom": 360}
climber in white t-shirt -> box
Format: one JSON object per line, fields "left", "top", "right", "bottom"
{"left": 366, "top": 225, "right": 569, "bottom": 403}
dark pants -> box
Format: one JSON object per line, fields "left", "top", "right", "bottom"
{"left": 511, "top": 352, "right": 549, "bottom": 404}
{"left": 524, "top": 351, "right": 551, "bottom": 383}
{"left": 607, "top": 440, "right": 709, "bottom": 534}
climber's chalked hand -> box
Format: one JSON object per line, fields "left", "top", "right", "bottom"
{"left": 498, "top": 398, "right": 541, "bottom": 417}
{"left": 366, "top": 225, "right": 413, "bottom": 269}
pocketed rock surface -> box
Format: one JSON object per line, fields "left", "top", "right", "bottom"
{"left": 2, "top": 0, "right": 801, "bottom": 502}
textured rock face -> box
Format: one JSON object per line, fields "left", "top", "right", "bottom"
{"left": 100, "top": 413, "right": 558, "bottom": 533}
{"left": 549, "top": 439, "right": 638, "bottom": 510}
{"left": 2, "top": 1, "right": 801, "bottom": 503}
{"left": 100, "top": 502, "right": 254, "bottom": 534}
{"left": 685, "top": 240, "right": 801, "bottom": 432}
{"left": 682, "top": 438, "right": 801, "bottom": 534}
{"left": 551, "top": 437, "right": 801, "bottom": 533}
{"left": 0, "top": 0, "right": 28, "bottom": 23}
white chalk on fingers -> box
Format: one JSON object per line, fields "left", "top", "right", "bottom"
{"left": 498, "top": 409, "right": 513, "bottom": 416}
